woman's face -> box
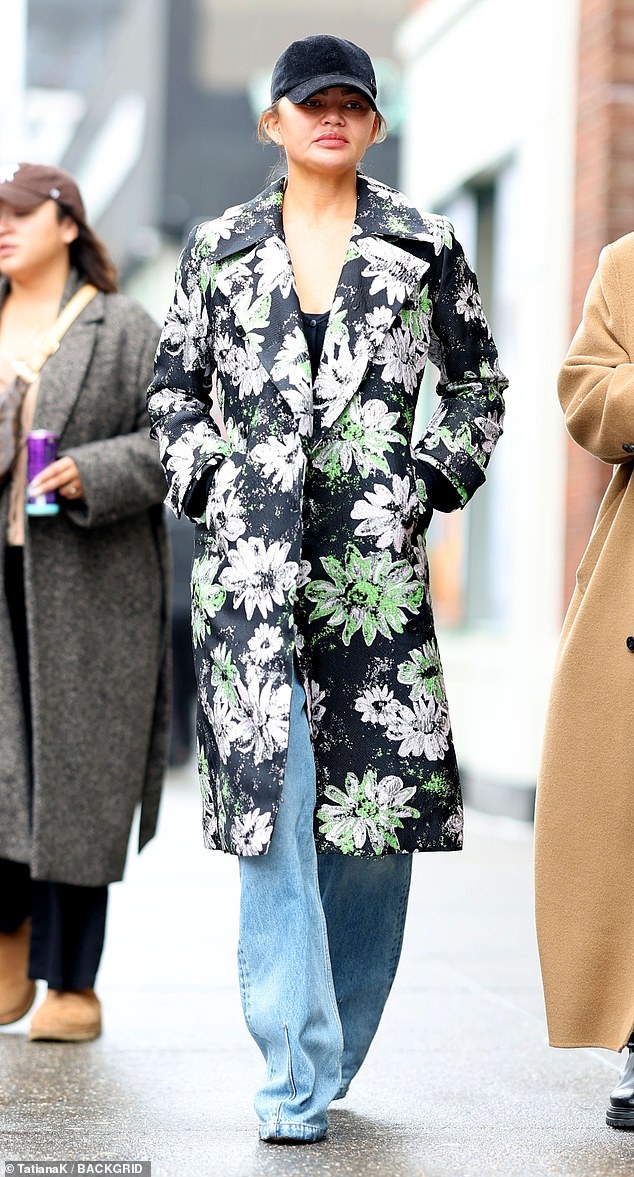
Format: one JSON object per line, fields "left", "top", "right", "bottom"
{"left": 265, "top": 87, "right": 380, "bottom": 177}
{"left": 0, "top": 198, "right": 78, "bottom": 281}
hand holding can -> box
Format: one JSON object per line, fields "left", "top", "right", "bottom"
{"left": 26, "top": 430, "right": 60, "bottom": 516}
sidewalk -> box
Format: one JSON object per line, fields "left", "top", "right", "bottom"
{"left": 1, "top": 767, "right": 631, "bottom": 1177}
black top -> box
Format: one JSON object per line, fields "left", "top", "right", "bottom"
{"left": 301, "top": 309, "right": 330, "bottom": 382}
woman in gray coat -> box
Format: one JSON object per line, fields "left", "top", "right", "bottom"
{"left": 0, "top": 163, "right": 169, "bottom": 1042}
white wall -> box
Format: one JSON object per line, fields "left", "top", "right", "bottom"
{"left": 396, "top": 0, "right": 580, "bottom": 788}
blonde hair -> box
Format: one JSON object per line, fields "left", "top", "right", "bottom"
{"left": 257, "top": 102, "right": 388, "bottom": 146}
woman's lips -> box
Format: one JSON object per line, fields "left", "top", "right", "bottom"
{"left": 315, "top": 135, "right": 348, "bottom": 147}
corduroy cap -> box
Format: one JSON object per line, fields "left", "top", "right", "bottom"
{"left": 0, "top": 162, "right": 86, "bottom": 224}
{"left": 271, "top": 35, "right": 377, "bottom": 110}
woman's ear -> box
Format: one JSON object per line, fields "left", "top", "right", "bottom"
{"left": 263, "top": 114, "right": 281, "bottom": 146}
{"left": 60, "top": 216, "right": 79, "bottom": 246}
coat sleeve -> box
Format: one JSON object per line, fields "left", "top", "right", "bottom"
{"left": 412, "top": 224, "right": 508, "bottom": 507}
{"left": 147, "top": 227, "right": 229, "bottom": 518}
{"left": 558, "top": 242, "right": 634, "bottom": 465}
{"left": 63, "top": 305, "right": 167, "bottom": 529}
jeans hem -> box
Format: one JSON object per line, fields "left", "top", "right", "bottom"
{"left": 259, "top": 1120, "right": 327, "bottom": 1142}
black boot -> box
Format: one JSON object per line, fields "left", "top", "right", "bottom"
{"left": 607, "top": 1045, "right": 634, "bottom": 1129}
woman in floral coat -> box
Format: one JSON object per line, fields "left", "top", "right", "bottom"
{"left": 149, "top": 34, "right": 507, "bottom": 1144}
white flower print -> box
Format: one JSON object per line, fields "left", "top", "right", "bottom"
{"left": 230, "top": 287, "right": 271, "bottom": 339}
{"left": 428, "top": 216, "right": 452, "bottom": 255}
{"left": 473, "top": 411, "right": 503, "bottom": 454}
{"left": 197, "top": 207, "right": 240, "bottom": 254}
{"left": 220, "top": 537, "right": 298, "bottom": 620}
{"left": 208, "top": 642, "right": 239, "bottom": 702}
{"left": 161, "top": 282, "right": 211, "bottom": 374}
{"left": 250, "top": 433, "right": 305, "bottom": 492}
{"left": 314, "top": 396, "right": 404, "bottom": 480}
{"left": 386, "top": 696, "right": 450, "bottom": 760}
{"left": 350, "top": 475, "right": 418, "bottom": 552}
{"left": 255, "top": 236, "right": 294, "bottom": 299}
{"left": 354, "top": 684, "right": 401, "bottom": 727}
{"left": 315, "top": 333, "right": 370, "bottom": 426}
{"left": 232, "top": 808, "right": 274, "bottom": 855}
{"left": 357, "top": 237, "right": 428, "bottom": 305}
{"left": 199, "top": 688, "right": 233, "bottom": 764}
{"left": 317, "top": 768, "right": 419, "bottom": 854}
{"left": 444, "top": 811, "right": 464, "bottom": 840}
{"left": 205, "top": 458, "right": 247, "bottom": 548}
{"left": 218, "top": 339, "right": 264, "bottom": 399}
{"left": 246, "top": 622, "right": 284, "bottom": 666}
{"left": 271, "top": 325, "right": 310, "bottom": 380}
{"left": 283, "top": 384, "right": 313, "bottom": 437}
{"left": 229, "top": 676, "right": 291, "bottom": 765}
{"left": 198, "top": 745, "right": 218, "bottom": 843}
{"left": 363, "top": 306, "right": 394, "bottom": 346}
{"left": 164, "top": 422, "right": 226, "bottom": 504}
{"left": 307, "top": 680, "right": 327, "bottom": 731}
{"left": 378, "top": 326, "right": 426, "bottom": 396}
{"left": 455, "top": 280, "right": 485, "bottom": 324}
{"left": 296, "top": 559, "right": 312, "bottom": 589}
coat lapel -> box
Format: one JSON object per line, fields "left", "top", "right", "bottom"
{"left": 314, "top": 176, "right": 434, "bottom": 429}
{"left": 210, "top": 182, "right": 313, "bottom": 436}
{"left": 34, "top": 281, "right": 104, "bottom": 442}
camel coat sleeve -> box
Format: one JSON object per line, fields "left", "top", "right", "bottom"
{"left": 559, "top": 237, "right": 634, "bottom": 464}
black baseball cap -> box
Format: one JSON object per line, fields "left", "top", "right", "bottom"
{"left": 0, "top": 162, "right": 86, "bottom": 224}
{"left": 271, "top": 35, "right": 378, "bottom": 110}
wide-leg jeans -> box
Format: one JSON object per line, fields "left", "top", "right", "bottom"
{"left": 238, "top": 667, "right": 413, "bottom": 1142}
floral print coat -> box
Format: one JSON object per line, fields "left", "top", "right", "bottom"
{"left": 148, "top": 174, "right": 507, "bottom": 858}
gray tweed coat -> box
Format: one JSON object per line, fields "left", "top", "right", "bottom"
{"left": 0, "top": 273, "right": 170, "bottom": 886}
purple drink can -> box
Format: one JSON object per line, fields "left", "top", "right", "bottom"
{"left": 26, "top": 430, "right": 60, "bottom": 516}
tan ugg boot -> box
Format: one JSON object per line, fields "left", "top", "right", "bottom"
{"left": 0, "top": 919, "right": 36, "bottom": 1024}
{"left": 29, "top": 988, "right": 102, "bottom": 1042}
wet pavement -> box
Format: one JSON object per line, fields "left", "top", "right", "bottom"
{"left": 1, "top": 767, "right": 632, "bottom": 1177}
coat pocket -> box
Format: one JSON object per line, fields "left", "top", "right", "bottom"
{"left": 199, "top": 450, "right": 248, "bottom": 554}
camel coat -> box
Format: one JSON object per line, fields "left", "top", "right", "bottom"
{"left": 535, "top": 231, "right": 634, "bottom": 1050}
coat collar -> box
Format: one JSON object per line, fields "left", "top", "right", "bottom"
{"left": 208, "top": 173, "right": 442, "bottom": 260}
{"left": 0, "top": 269, "right": 105, "bottom": 443}
{"left": 203, "top": 176, "right": 437, "bottom": 434}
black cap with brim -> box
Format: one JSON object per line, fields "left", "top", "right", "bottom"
{"left": 285, "top": 74, "right": 378, "bottom": 110}
{"left": 271, "top": 35, "right": 378, "bottom": 111}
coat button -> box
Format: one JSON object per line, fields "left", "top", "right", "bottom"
{"left": 627, "top": 636, "right": 634, "bottom": 652}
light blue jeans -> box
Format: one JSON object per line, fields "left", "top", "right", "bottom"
{"left": 238, "top": 668, "right": 413, "bottom": 1142}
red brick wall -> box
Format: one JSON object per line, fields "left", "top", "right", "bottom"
{"left": 563, "top": 0, "right": 634, "bottom": 608}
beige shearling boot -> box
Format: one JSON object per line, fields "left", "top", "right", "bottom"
{"left": 29, "top": 987, "right": 101, "bottom": 1042}
{"left": 0, "top": 919, "right": 36, "bottom": 1024}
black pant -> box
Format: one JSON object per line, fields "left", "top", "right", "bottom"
{"left": 0, "top": 857, "right": 107, "bottom": 989}
{"left": 169, "top": 612, "right": 196, "bottom": 765}
{"left": 2, "top": 546, "right": 108, "bottom": 989}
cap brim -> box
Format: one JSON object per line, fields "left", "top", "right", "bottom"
{"left": 0, "top": 182, "right": 47, "bottom": 211}
{"left": 285, "top": 74, "right": 377, "bottom": 110}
